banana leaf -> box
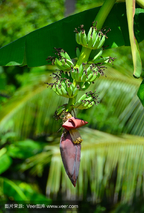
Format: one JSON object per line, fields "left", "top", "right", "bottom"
{"left": 0, "top": 3, "right": 144, "bottom": 67}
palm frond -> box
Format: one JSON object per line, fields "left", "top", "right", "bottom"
{"left": 0, "top": 70, "right": 65, "bottom": 137}
{"left": 77, "top": 66, "right": 144, "bottom": 136}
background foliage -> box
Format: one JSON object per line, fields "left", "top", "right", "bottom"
{"left": 0, "top": 0, "right": 144, "bottom": 213}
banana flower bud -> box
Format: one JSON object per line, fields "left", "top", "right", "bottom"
{"left": 60, "top": 114, "right": 88, "bottom": 186}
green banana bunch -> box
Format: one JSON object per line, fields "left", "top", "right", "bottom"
{"left": 70, "top": 64, "right": 85, "bottom": 82}
{"left": 51, "top": 80, "right": 79, "bottom": 98}
{"left": 70, "top": 64, "right": 100, "bottom": 83}
{"left": 74, "top": 91, "right": 98, "bottom": 109}
{"left": 48, "top": 48, "right": 74, "bottom": 71}
{"left": 85, "top": 66, "right": 101, "bottom": 82}
{"left": 75, "top": 25, "right": 106, "bottom": 50}
{"left": 46, "top": 25, "right": 113, "bottom": 115}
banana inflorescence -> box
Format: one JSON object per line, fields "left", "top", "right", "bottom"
{"left": 46, "top": 23, "right": 114, "bottom": 116}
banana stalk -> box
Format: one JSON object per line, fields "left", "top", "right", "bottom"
{"left": 126, "top": 0, "right": 142, "bottom": 78}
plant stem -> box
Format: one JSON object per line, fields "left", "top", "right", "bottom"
{"left": 93, "top": 0, "right": 117, "bottom": 30}
{"left": 67, "top": 96, "right": 76, "bottom": 112}
{"left": 76, "top": 46, "right": 91, "bottom": 67}
{"left": 136, "top": 0, "right": 144, "bottom": 8}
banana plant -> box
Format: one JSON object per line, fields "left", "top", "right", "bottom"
{"left": 0, "top": 0, "right": 144, "bottom": 186}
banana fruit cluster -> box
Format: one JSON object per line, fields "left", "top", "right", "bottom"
{"left": 74, "top": 91, "right": 99, "bottom": 109}
{"left": 47, "top": 48, "right": 74, "bottom": 71}
{"left": 47, "top": 71, "right": 79, "bottom": 98}
{"left": 71, "top": 64, "right": 100, "bottom": 83}
{"left": 75, "top": 25, "right": 106, "bottom": 50}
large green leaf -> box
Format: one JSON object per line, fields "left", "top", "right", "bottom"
{"left": 0, "top": 148, "right": 12, "bottom": 174}
{"left": 3, "top": 178, "right": 28, "bottom": 201}
{"left": 0, "top": 3, "right": 144, "bottom": 67}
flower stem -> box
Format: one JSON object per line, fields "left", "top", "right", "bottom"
{"left": 136, "top": 0, "right": 144, "bottom": 8}
{"left": 93, "top": 0, "right": 117, "bottom": 30}
{"left": 66, "top": 96, "right": 76, "bottom": 112}
{"left": 76, "top": 46, "right": 92, "bottom": 67}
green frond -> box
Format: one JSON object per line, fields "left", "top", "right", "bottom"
{"left": 78, "top": 66, "right": 144, "bottom": 136}
{"left": 0, "top": 71, "right": 65, "bottom": 137}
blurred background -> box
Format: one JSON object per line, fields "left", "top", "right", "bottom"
{"left": 0, "top": 0, "right": 144, "bottom": 212}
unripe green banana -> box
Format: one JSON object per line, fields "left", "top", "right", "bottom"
{"left": 97, "top": 35, "right": 106, "bottom": 49}
{"left": 87, "top": 35, "right": 93, "bottom": 48}
{"left": 75, "top": 93, "right": 87, "bottom": 103}
{"left": 75, "top": 68, "right": 80, "bottom": 82}
{"left": 89, "top": 72, "right": 100, "bottom": 82}
{"left": 93, "top": 56, "right": 110, "bottom": 64}
{"left": 52, "top": 84, "right": 61, "bottom": 96}
{"left": 56, "top": 105, "right": 66, "bottom": 116}
{"left": 83, "top": 100, "right": 95, "bottom": 109}
{"left": 65, "top": 59, "right": 74, "bottom": 67}
{"left": 60, "top": 81, "right": 69, "bottom": 97}
{"left": 54, "top": 58, "right": 63, "bottom": 69}
{"left": 61, "top": 59, "right": 70, "bottom": 70}
{"left": 69, "top": 83, "right": 79, "bottom": 97}
{"left": 70, "top": 69, "right": 76, "bottom": 80}
{"left": 71, "top": 65, "right": 84, "bottom": 82}
{"left": 61, "top": 87, "right": 69, "bottom": 97}
{"left": 66, "top": 82, "right": 73, "bottom": 97}
{"left": 79, "top": 82, "right": 91, "bottom": 91}
{"left": 78, "top": 64, "right": 84, "bottom": 79}
{"left": 78, "top": 31, "right": 83, "bottom": 45}
{"left": 93, "top": 33, "right": 101, "bottom": 49}
{"left": 81, "top": 31, "right": 88, "bottom": 46}
{"left": 76, "top": 32, "right": 81, "bottom": 45}
{"left": 92, "top": 49, "right": 103, "bottom": 61}
{"left": 60, "top": 51, "right": 71, "bottom": 61}
{"left": 72, "top": 87, "right": 79, "bottom": 97}
{"left": 74, "top": 96, "right": 93, "bottom": 109}
{"left": 86, "top": 72, "right": 94, "bottom": 82}
{"left": 92, "top": 28, "right": 97, "bottom": 47}
{"left": 76, "top": 47, "right": 81, "bottom": 58}
{"left": 56, "top": 83, "right": 63, "bottom": 96}
{"left": 86, "top": 65, "right": 92, "bottom": 75}
{"left": 80, "top": 71, "right": 88, "bottom": 82}
{"left": 87, "top": 27, "right": 93, "bottom": 43}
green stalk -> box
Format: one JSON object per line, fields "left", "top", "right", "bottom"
{"left": 76, "top": 46, "right": 91, "bottom": 67}
{"left": 93, "top": 0, "right": 117, "bottom": 30}
{"left": 126, "top": 0, "right": 142, "bottom": 78}
{"left": 66, "top": 96, "right": 76, "bottom": 112}
{"left": 136, "top": 0, "right": 144, "bottom": 8}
